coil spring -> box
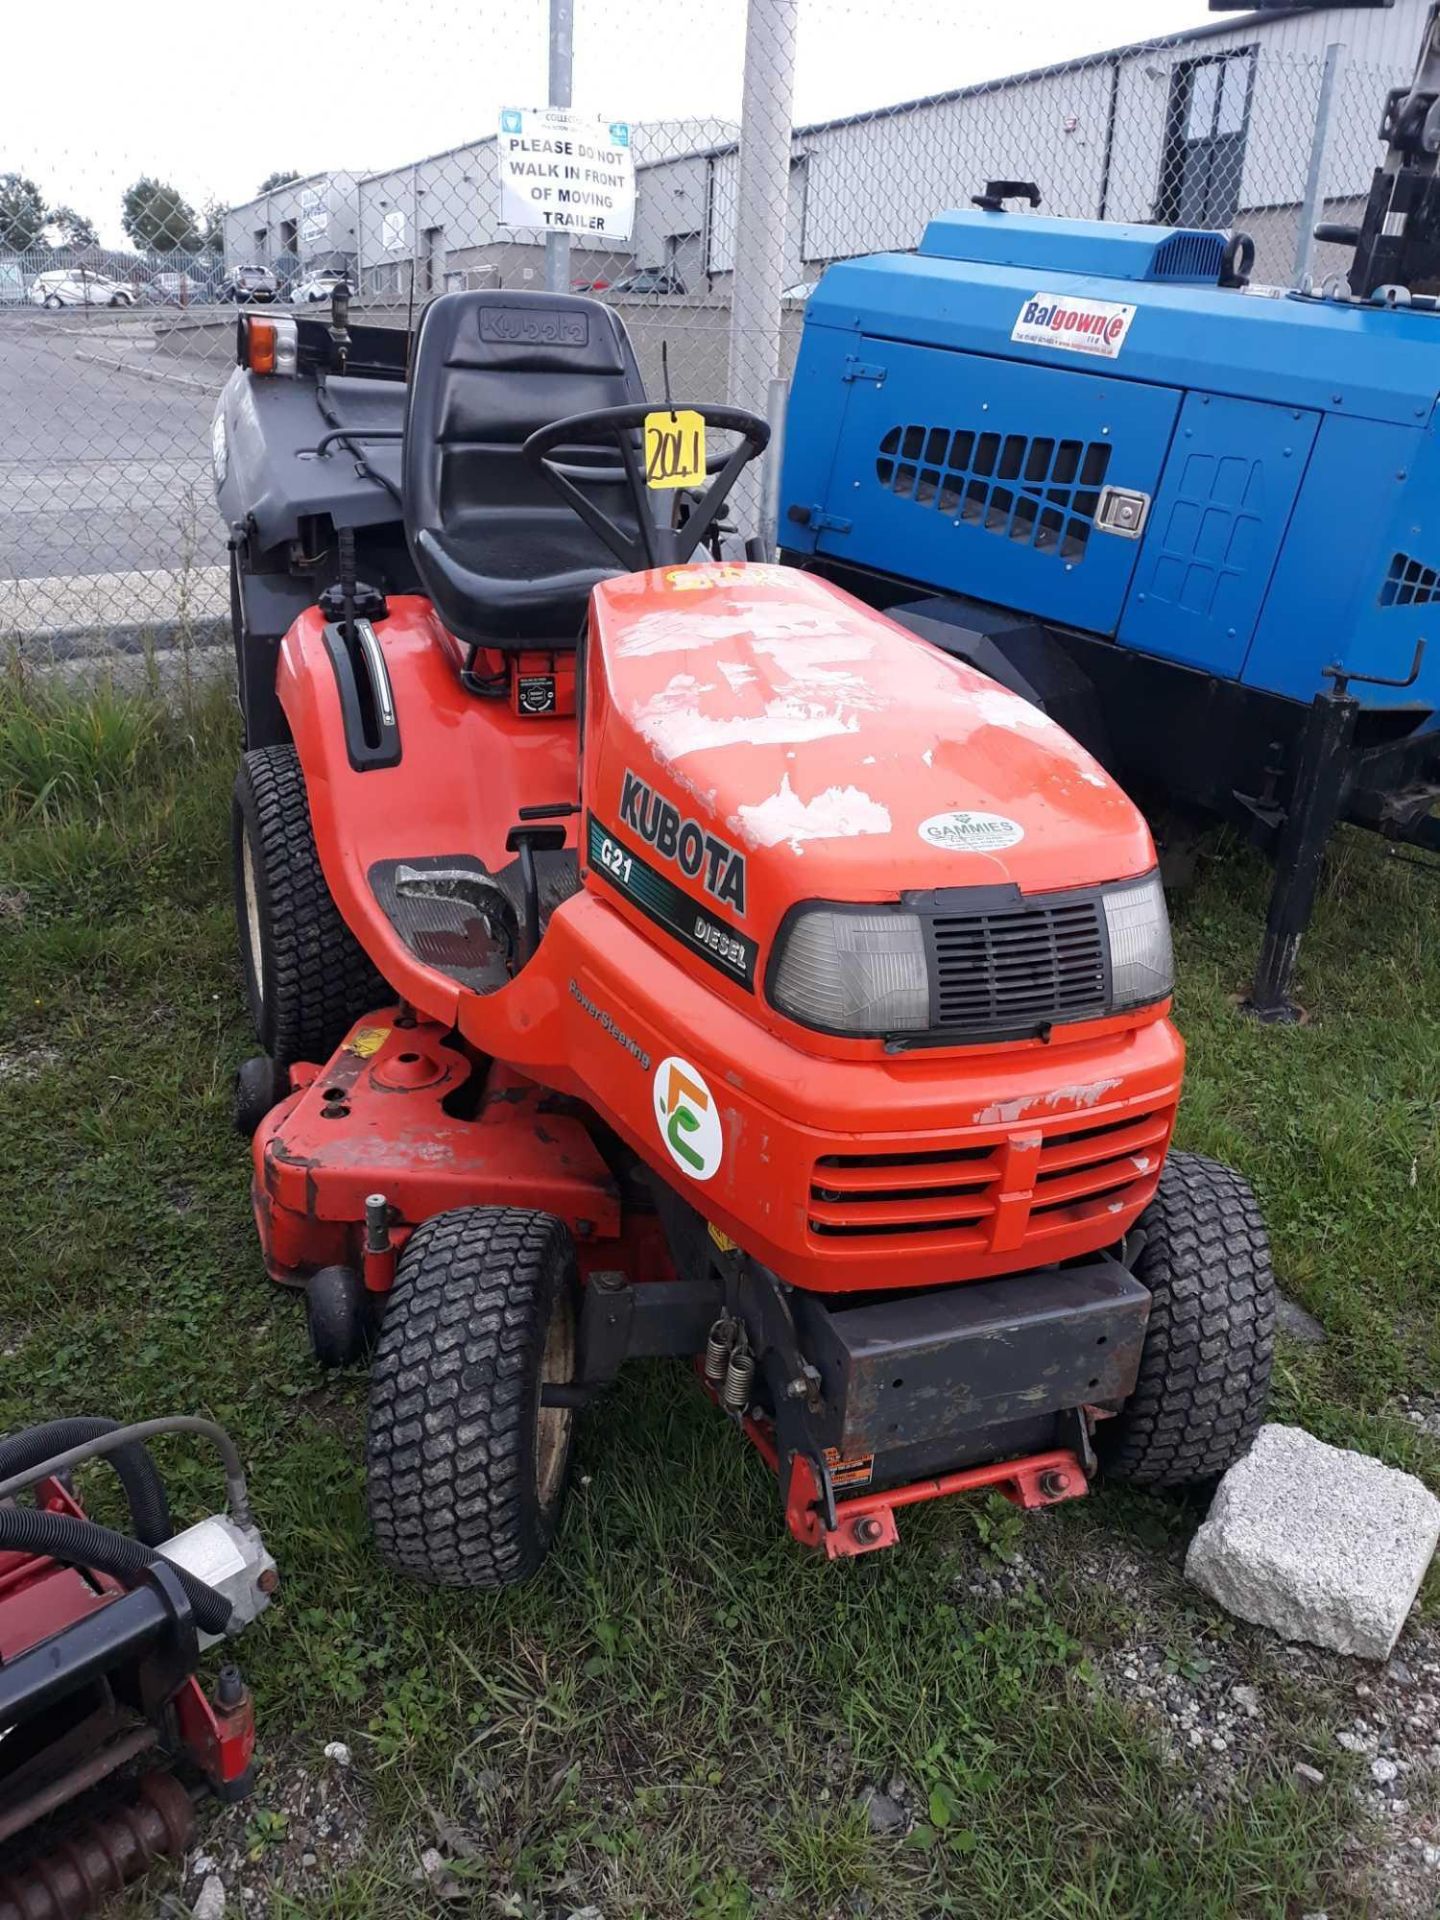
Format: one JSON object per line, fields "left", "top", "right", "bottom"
{"left": 703, "top": 1317, "right": 735, "bottom": 1385}
{"left": 722, "top": 1339, "right": 755, "bottom": 1415}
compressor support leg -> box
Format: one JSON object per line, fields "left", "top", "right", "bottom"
{"left": 1245, "top": 687, "right": 1358, "bottom": 1023}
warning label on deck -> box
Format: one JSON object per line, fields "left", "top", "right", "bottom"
{"left": 823, "top": 1447, "right": 875, "bottom": 1490}
{"left": 497, "top": 107, "right": 634, "bottom": 240}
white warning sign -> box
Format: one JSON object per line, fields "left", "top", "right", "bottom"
{"left": 497, "top": 107, "right": 634, "bottom": 241}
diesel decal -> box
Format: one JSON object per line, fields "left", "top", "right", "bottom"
{"left": 586, "top": 814, "right": 759, "bottom": 990}
{"left": 618, "top": 768, "right": 747, "bottom": 916}
{"left": 568, "top": 978, "right": 651, "bottom": 1069}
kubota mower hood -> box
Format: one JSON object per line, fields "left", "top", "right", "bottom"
{"left": 583, "top": 564, "right": 1154, "bottom": 959}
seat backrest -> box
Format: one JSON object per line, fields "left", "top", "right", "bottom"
{"left": 403, "top": 290, "right": 647, "bottom": 650}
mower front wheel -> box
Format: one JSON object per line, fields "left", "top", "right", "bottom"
{"left": 232, "top": 745, "right": 386, "bottom": 1070}
{"left": 1101, "top": 1151, "right": 1275, "bottom": 1489}
{"left": 366, "top": 1208, "right": 579, "bottom": 1588}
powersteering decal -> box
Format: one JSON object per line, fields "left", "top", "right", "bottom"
{"left": 568, "top": 978, "right": 651, "bottom": 1070}
{"left": 1011, "top": 292, "right": 1135, "bottom": 360}
{"left": 653, "top": 1055, "right": 723, "bottom": 1181}
{"left": 618, "top": 769, "right": 747, "bottom": 916}
{"left": 919, "top": 810, "right": 1025, "bottom": 852}
{"left": 587, "top": 813, "right": 758, "bottom": 990}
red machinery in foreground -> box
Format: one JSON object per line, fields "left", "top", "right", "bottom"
{"left": 0, "top": 1417, "right": 274, "bottom": 1917}
{"left": 216, "top": 289, "right": 1275, "bottom": 1586}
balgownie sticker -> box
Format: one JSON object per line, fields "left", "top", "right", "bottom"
{"left": 653, "top": 1056, "right": 723, "bottom": 1181}
{"left": 919, "top": 811, "right": 1025, "bottom": 853}
{"left": 1012, "top": 293, "right": 1135, "bottom": 360}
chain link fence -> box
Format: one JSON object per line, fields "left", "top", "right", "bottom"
{"left": 0, "top": 0, "right": 1416, "bottom": 658}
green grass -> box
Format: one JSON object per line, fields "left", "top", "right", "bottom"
{"left": 1, "top": 671, "right": 1437, "bottom": 1917}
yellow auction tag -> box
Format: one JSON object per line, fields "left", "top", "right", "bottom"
{"left": 643, "top": 408, "right": 707, "bottom": 490}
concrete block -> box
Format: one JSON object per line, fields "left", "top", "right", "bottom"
{"left": 1185, "top": 1424, "right": 1440, "bottom": 1660}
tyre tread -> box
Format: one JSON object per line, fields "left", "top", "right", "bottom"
{"left": 366, "top": 1207, "right": 574, "bottom": 1589}
{"left": 1102, "top": 1150, "right": 1275, "bottom": 1489}
{"left": 233, "top": 744, "right": 386, "bottom": 1066}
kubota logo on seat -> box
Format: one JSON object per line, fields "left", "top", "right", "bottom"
{"left": 619, "top": 769, "right": 747, "bottom": 916}
{"left": 653, "top": 1055, "right": 723, "bottom": 1181}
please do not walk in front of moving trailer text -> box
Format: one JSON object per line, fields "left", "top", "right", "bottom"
{"left": 497, "top": 107, "right": 635, "bottom": 240}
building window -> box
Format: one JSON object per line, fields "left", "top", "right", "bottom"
{"left": 1158, "top": 46, "right": 1256, "bottom": 229}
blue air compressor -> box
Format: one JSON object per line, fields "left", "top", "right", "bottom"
{"left": 780, "top": 1, "right": 1440, "bottom": 1019}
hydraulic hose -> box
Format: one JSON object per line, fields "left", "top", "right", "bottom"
{"left": 0, "top": 1417, "right": 173, "bottom": 1546}
{"left": 0, "top": 1506, "right": 232, "bottom": 1637}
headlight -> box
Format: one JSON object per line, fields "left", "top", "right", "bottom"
{"left": 1102, "top": 870, "right": 1173, "bottom": 1010}
{"left": 770, "top": 908, "right": 929, "bottom": 1035}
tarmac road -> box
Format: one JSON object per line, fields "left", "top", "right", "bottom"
{"left": 0, "top": 309, "right": 228, "bottom": 586}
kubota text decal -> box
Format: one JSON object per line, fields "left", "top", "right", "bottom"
{"left": 653, "top": 1055, "right": 723, "bottom": 1180}
{"left": 618, "top": 769, "right": 747, "bottom": 916}
{"left": 587, "top": 815, "right": 758, "bottom": 989}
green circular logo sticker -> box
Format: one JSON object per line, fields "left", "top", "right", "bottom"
{"left": 653, "top": 1055, "right": 722, "bottom": 1182}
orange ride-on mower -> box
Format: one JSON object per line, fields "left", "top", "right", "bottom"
{"left": 220, "top": 289, "right": 1274, "bottom": 1585}
{"left": 0, "top": 1417, "right": 274, "bottom": 1916}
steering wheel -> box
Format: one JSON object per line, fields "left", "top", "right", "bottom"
{"left": 522, "top": 401, "right": 770, "bottom": 571}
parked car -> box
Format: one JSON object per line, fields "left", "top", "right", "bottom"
{"left": 571, "top": 273, "right": 611, "bottom": 293}
{"left": 606, "top": 266, "right": 687, "bottom": 297}
{"left": 149, "top": 268, "right": 219, "bottom": 306}
{"left": 291, "top": 270, "right": 348, "bottom": 305}
{"left": 29, "top": 269, "right": 137, "bottom": 309}
{"left": 780, "top": 280, "right": 817, "bottom": 302}
{"left": 221, "top": 264, "right": 278, "bottom": 304}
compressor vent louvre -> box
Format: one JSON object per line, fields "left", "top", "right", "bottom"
{"left": 1149, "top": 231, "right": 1226, "bottom": 283}
{"left": 1380, "top": 550, "right": 1440, "bottom": 608}
{"left": 875, "top": 424, "right": 1112, "bottom": 562}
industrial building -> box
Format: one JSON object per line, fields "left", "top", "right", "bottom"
{"left": 223, "top": 1, "right": 1417, "bottom": 299}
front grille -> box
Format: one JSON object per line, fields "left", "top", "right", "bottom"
{"left": 810, "top": 1142, "right": 998, "bottom": 1242}
{"left": 808, "top": 1103, "right": 1173, "bottom": 1249}
{"left": 927, "top": 898, "right": 1107, "bottom": 1039}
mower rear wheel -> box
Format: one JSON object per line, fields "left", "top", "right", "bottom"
{"left": 232, "top": 745, "right": 386, "bottom": 1069}
{"left": 1101, "top": 1151, "right": 1275, "bottom": 1489}
{"left": 366, "top": 1207, "right": 578, "bottom": 1588}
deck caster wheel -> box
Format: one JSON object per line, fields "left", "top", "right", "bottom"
{"left": 233, "top": 1054, "right": 285, "bottom": 1137}
{"left": 306, "top": 1265, "right": 375, "bottom": 1369}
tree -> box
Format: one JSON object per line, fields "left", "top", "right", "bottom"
{"left": 47, "top": 205, "right": 98, "bottom": 249}
{"left": 0, "top": 174, "right": 47, "bottom": 253}
{"left": 121, "top": 176, "right": 201, "bottom": 253}
{"left": 199, "top": 198, "right": 226, "bottom": 256}
{"left": 258, "top": 170, "right": 300, "bottom": 194}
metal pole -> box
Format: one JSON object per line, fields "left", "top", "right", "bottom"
{"left": 756, "top": 374, "right": 789, "bottom": 559}
{"left": 728, "top": 0, "right": 800, "bottom": 534}
{"left": 546, "top": 0, "right": 574, "bottom": 294}
{"left": 412, "top": 170, "right": 422, "bottom": 298}
{"left": 1294, "top": 40, "right": 1346, "bottom": 286}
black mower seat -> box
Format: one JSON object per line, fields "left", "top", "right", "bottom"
{"left": 402, "top": 290, "right": 647, "bottom": 649}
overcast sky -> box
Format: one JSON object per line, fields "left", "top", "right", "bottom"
{"left": 10, "top": 0, "right": 1219, "bottom": 247}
